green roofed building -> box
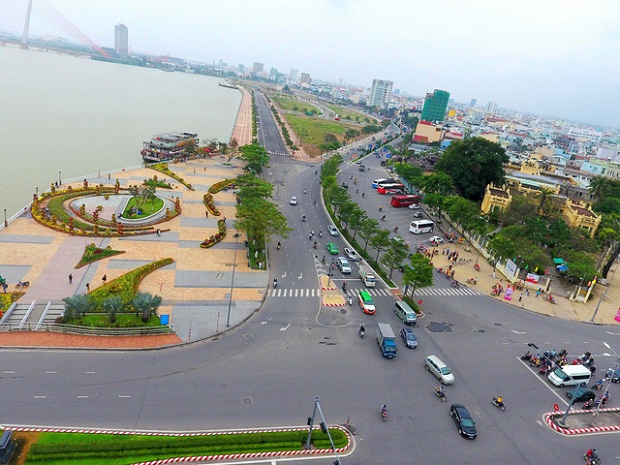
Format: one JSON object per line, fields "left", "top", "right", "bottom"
{"left": 421, "top": 89, "right": 450, "bottom": 122}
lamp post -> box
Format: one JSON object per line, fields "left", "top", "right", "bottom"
{"left": 35, "top": 187, "right": 38, "bottom": 197}
{"left": 226, "top": 234, "right": 240, "bottom": 328}
{"left": 589, "top": 342, "right": 619, "bottom": 426}
{"left": 3, "top": 209, "right": 6, "bottom": 228}
{"left": 58, "top": 171, "right": 61, "bottom": 185}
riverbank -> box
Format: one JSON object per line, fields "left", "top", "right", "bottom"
{"left": 230, "top": 86, "right": 253, "bottom": 146}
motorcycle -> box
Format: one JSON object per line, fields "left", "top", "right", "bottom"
{"left": 348, "top": 296, "right": 353, "bottom": 306}
{"left": 434, "top": 389, "right": 447, "bottom": 402}
{"left": 273, "top": 279, "right": 278, "bottom": 289}
{"left": 474, "top": 263, "right": 481, "bottom": 271}
{"left": 491, "top": 397, "right": 506, "bottom": 412}
{"left": 583, "top": 453, "right": 602, "bottom": 465}
{"left": 16, "top": 281, "right": 30, "bottom": 287}
{"left": 381, "top": 408, "right": 388, "bottom": 422}
{"left": 583, "top": 399, "right": 594, "bottom": 410}
{"left": 450, "top": 280, "right": 460, "bottom": 289}
{"left": 359, "top": 327, "right": 365, "bottom": 338}
{"left": 466, "top": 277, "right": 477, "bottom": 285}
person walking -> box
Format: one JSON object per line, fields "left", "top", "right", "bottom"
{"left": 68, "top": 274, "right": 73, "bottom": 284}
{"left": 102, "top": 274, "right": 107, "bottom": 284}
{"left": 86, "top": 283, "right": 90, "bottom": 293}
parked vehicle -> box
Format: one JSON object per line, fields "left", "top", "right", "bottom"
{"left": 390, "top": 195, "right": 418, "bottom": 208}
{"left": 409, "top": 220, "right": 435, "bottom": 234}
{"left": 376, "top": 323, "right": 398, "bottom": 359}
{"left": 548, "top": 364, "right": 592, "bottom": 387}
{"left": 567, "top": 386, "right": 596, "bottom": 402}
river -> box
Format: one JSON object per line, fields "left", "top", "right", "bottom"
{"left": 0, "top": 45, "right": 241, "bottom": 218}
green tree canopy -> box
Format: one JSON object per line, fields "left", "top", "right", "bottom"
{"left": 239, "top": 144, "right": 270, "bottom": 174}
{"left": 434, "top": 137, "right": 508, "bottom": 201}
{"left": 236, "top": 173, "right": 274, "bottom": 200}
{"left": 235, "top": 197, "right": 292, "bottom": 242}
{"left": 382, "top": 238, "right": 410, "bottom": 279}
{"left": 402, "top": 254, "right": 434, "bottom": 296}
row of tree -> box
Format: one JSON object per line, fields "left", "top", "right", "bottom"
{"left": 62, "top": 292, "right": 162, "bottom": 324}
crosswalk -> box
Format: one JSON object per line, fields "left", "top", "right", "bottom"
{"left": 269, "top": 287, "right": 394, "bottom": 298}
{"left": 412, "top": 287, "right": 481, "bottom": 297}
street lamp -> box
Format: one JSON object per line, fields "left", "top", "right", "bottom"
{"left": 226, "top": 234, "right": 240, "bottom": 328}
{"left": 58, "top": 171, "right": 61, "bottom": 185}
{"left": 589, "top": 342, "right": 619, "bottom": 426}
{"left": 3, "top": 209, "right": 6, "bottom": 228}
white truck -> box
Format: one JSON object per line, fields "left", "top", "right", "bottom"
{"left": 359, "top": 267, "right": 377, "bottom": 288}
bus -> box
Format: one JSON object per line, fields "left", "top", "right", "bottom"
{"left": 409, "top": 220, "right": 435, "bottom": 234}
{"left": 391, "top": 194, "right": 418, "bottom": 208}
{"left": 377, "top": 183, "right": 405, "bottom": 195}
{"left": 372, "top": 178, "right": 396, "bottom": 188}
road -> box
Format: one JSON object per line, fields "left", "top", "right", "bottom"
{"left": 1, "top": 109, "right": 619, "bottom": 465}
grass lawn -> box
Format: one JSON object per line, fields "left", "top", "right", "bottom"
{"left": 21, "top": 428, "right": 348, "bottom": 465}
{"left": 122, "top": 197, "right": 164, "bottom": 218}
{"left": 272, "top": 95, "right": 320, "bottom": 114}
{"left": 325, "top": 104, "right": 376, "bottom": 123}
{"left": 285, "top": 115, "right": 360, "bottom": 155}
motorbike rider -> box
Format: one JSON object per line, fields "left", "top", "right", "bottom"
{"left": 435, "top": 386, "right": 445, "bottom": 397}
{"left": 302, "top": 215, "right": 306, "bottom": 222}
{"left": 313, "top": 241, "right": 317, "bottom": 249}
{"left": 586, "top": 449, "right": 598, "bottom": 463}
{"left": 319, "top": 230, "right": 323, "bottom": 237}
{"left": 496, "top": 395, "right": 504, "bottom": 407}
{"left": 381, "top": 404, "right": 388, "bottom": 414}
{"left": 273, "top": 278, "right": 278, "bottom": 288}
{"left": 359, "top": 323, "right": 365, "bottom": 335}
{"left": 381, "top": 215, "right": 386, "bottom": 221}
{"left": 277, "top": 241, "right": 281, "bottom": 250}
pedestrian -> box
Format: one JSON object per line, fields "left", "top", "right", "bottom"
{"left": 86, "top": 283, "right": 90, "bottom": 292}
{"left": 525, "top": 289, "right": 530, "bottom": 297}
{"left": 535, "top": 288, "right": 541, "bottom": 298}
{"left": 102, "top": 274, "right": 107, "bottom": 283}
{"left": 156, "top": 228, "right": 161, "bottom": 236}
{"left": 2, "top": 282, "right": 7, "bottom": 293}
{"left": 518, "top": 293, "right": 523, "bottom": 302}
{"left": 205, "top": 210, "right": 209, "bottom": 218}
{"left": 69, "top": 274, "right": 73, "bottom": 284}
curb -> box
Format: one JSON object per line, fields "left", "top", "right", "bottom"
{"left": 2, "top": 424, "right": 353, "bottom": 464}
{"left": 544, "top": 408, "right": 620, "bottom": 435}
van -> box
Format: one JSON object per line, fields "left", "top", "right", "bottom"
{"left": 548, "top": 364, "right": 592, "bottom": 387}
{"left": 337, "top": 257, "right": 351, "bottom": 274}
{"left": 425, "top": 355, "right": 454, "bottom": 385}
{"left": 358, "top": 290, "right": 376, "bottom": 314}
{"left": 359, "top": 267, "right": 377, "bottom": 288}
{"left": 394, "top": 300, "right": 417, "bottom": 325}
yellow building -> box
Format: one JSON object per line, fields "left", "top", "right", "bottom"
{"left": 562, "top": 200, "right": 601, "bottom": 238}
{"left": 479, "top": 132, "right": 500, "bottom": 144}
{"left": 413, "top": 121, "right": 442, "bottom": 144}
{"left": 481, "top": 183, "right": 512, "bottom": 214}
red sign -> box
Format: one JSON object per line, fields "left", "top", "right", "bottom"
{"left": 553, "top": 403, "right": 560, "bottom": 412}
{"left": 418, "top": 300, "right": 423, "bottom": 305}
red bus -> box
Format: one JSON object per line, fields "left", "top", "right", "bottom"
{"left": 377, "top": 183, "right": 405, "bottom": 195}
{"left": 391, "top": 194, "right": 418, "bottom": 207}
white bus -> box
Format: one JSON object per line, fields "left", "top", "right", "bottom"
{"left": 409, "top": 220, "right": 435, "bottom": 234}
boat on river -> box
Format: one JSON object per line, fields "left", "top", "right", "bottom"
{"left": 141, "top": 132, "right": 199, "bottom": 162}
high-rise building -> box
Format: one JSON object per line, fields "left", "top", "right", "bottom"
{"left": 486, "top": 101, "right": 499, "bottom": 114}
{"left": 368, "top": 79, "right": 393, "bottom": 108}
{"left": 114, "top": 23, "right": 128, "bottom": 56}
{"left": 253, "top": 62, "right": 264, "bottom": 74}
{"left": 290, "top": 69, "right": 299, "bottom": 82}
{"left": 300, "top": 73, "right": 312, "bottom": 87}
{"left": 421, "top": 89, "right": 450, "bottom": 122}
{"left": 470, "top": 98, "right": 477, "bottom": 107}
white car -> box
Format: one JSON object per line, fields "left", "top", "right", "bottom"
{"left": 289, "top": 196, "right": 297, "bottom": 205}
{"left": 328, "top": 225, "right": 339, "bottom": 236}
{"left": 409, "top": 204, "right": 421, "bottom": 210}
{"left": 429, "top": 236, "right": 443, "bottom": 244}
{"left": 343, "top": 248, "right": 360, "bottom": 261}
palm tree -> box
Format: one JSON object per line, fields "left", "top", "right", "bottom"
{"left": 536, "top": 188, "right": 554, "bottom": 215}
{"left": 589, "top": 176, "right": 610, "bottom": 202}
{"left": 102, "top": 295, "right": 125, "bottom": 324}
{"left": 62, "top": 294, "right": 93, "bottom": 322}
{"left": 132, "top": 292, "right": 163, "bottom": 323}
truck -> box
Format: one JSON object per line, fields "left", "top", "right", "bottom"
{"left": 359, "top": 267, "right": 377, "bottom": 288}
{"left": 376, "top": 323, "right": 398, "bottom": 359}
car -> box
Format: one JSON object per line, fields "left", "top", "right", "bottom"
{"left": 607, "top": 368, "right": 620, "bottom": 383}
{"left": 416, "top": 243, "right": 427, "bottom": 253}
{"left": 337, "top": 257, "right": 351, "bottom": 274}
{"left": 343, "top": 248, "right": 360, "bottom": 261}
{"left": 400, "top": 327, "right": 418, "bottom": 349}
{"left": 289, "top": 196, "right": 297, "bottom": 205}
{"left": 327, "top": 225, "right": 339, "bottom": 236}
{"left": 425, "top": 355, "right": 454, "bottom": 385}
{"left": 429, "top": 235, "right": 444, "bottom": 244}
{"left": 450, "top": 404, "right": 477, "bottom": 439}
{"left": 326, "top": 243, "right": 339, "bottom": 255}
{"left": 409, "top": 204, "right": 421, "bottom": 210}
{"left": 413, "top": 211, "right": 424, "bottom": 219}
{"left": 566, "top": 386, "right": 595, "bottom": 402}
{"left": 342, "top": 181, "right": 349, "bottom": 189}
{"left": 355, "top": 160, "right": 362, "bottom": 165}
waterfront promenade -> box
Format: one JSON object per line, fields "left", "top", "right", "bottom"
{"left": 230, "top": 86, "right": 253, "bottom": 146}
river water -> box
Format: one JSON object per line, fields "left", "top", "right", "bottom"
{"left": 0, "top": 45, "right": 241, "bottom": 218}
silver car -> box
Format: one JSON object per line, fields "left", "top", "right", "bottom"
{"left": 328, "top": 225, "right": 339, "bottom": 236}
{"left": 343, "top": 248, "right": 360, "bottom": 261}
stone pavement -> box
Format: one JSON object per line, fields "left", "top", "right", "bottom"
{"left": 0, "top": 157, "right": 268, "bottom": 348}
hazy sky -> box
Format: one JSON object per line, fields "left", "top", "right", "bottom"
{"left": 2, "top": 0, "right": 619, "bottom": 127}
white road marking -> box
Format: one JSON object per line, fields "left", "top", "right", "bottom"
{"left": 45, "top": 371, "right": 57, "bottom": 374}
{"left": 76, "top": 396, "right": 89, "bottom": 399}
{"left": 298, "top": 273, "right": 303, "bottom": 279}
{"left": 118, "top": 395, "right": 131, "bottom": 398}
{"left": 606, "top": 332, "right": 620, "bottom": 335}
{"left": 282, "top": 272, "right": 286, "bottom": 278}
{"left": 510, "top": 330, "right": 527, "bottom": 334}
{"left": 86, "top": 371, "right": 95, "bottom": 374}
{"left": 280, "top": 324, "right": 291, "bottom": 331}
{"left": 3, "top": 371, "right": 15, "bottom": 374}
{"left": 517, "top": 357, "right": 568, "bottom": 406}
{"left": 33, "top": 396, "right": 46, "bottom": 399}
{"left": 536, "top": 420, "right": 543, "bottom": 427}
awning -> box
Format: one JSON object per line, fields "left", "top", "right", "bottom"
{"left": 556, "top": 265, "right": 569, "bottom": 272}
{"left": 553, "top": 258, "right": 565, "bottom": 265}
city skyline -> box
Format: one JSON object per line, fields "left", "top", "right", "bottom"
{"left": 1, "top": 0, "right": 618, "bottom": 127}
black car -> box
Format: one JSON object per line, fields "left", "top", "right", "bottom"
{"left": 450, "top": 403, "right": 477, "bottom": 439}
{"left": 342, "top": 182, "right": 349, "bottom": 189}
{"left": 606, "top": 368, "right": 620, "bottom": 383}
{"left": 566, "top": 386, "right": 595, "bottom": 402}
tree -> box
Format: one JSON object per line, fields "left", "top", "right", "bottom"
{"left": 422, "top": 172, "right": 453, "bottom": 196}
{"left": 589, "top": 176, "right": 611, "bottom": 202}
{"left": 382, "top": 238, "right": 410, "bottom": 279}
{"left": 236, "top": 174, "right": 273, "bottom": 200}
{"left": 370, "top": 229, "right": 392, "bottom": 261}
{"left": 62, "top": 294, "right": 93, "bottom": 322}
{"left": 235, "top": 197, "right": 292, "bottom": 243}
{"left": 499, "top": 194, "right": 536, "bottom": 226}
{"left": 102, "top": 295, "right": 125, "bottom": 324}
{"left": 536, "top": 188, "right": 555, "bottom": 216}
{"left": 239, "top": 144, "right": 270, "bottom": 174}
{"left": 359, "top": 218, "right": 379, "bottom": 251}
{"left": 393, "top": 163, "right": 424, "bottom": 187}
{"left": 132, "top": 292, "right": 162, "bottom": 323}
{"left": 348, "top": 206, "right": 367, "bottom": 240}
{"left": 402, "top": 254, "right": 434, "bottom": 296}
{"left": 434, "top": 137, "right": 508, "bottom": 201}
{"left": 486, "top": 235, "right": 516, "bottom": 273}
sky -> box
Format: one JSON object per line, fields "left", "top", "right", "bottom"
{"left": 1, "top": 0, "right": 619, "bottom": 127}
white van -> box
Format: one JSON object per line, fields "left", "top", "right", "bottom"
{"left": 548, "top": 364, "right": 592, "bottom": 387}
{"left": 394, "top": 300, "right": 417, "bottom": 325}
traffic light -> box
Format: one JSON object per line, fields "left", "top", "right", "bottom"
{"left": 307, "top": 417, "right": 312, "bottom": 426}
{"left": 320, "top": 422, "right": 327, "bottom": 433}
